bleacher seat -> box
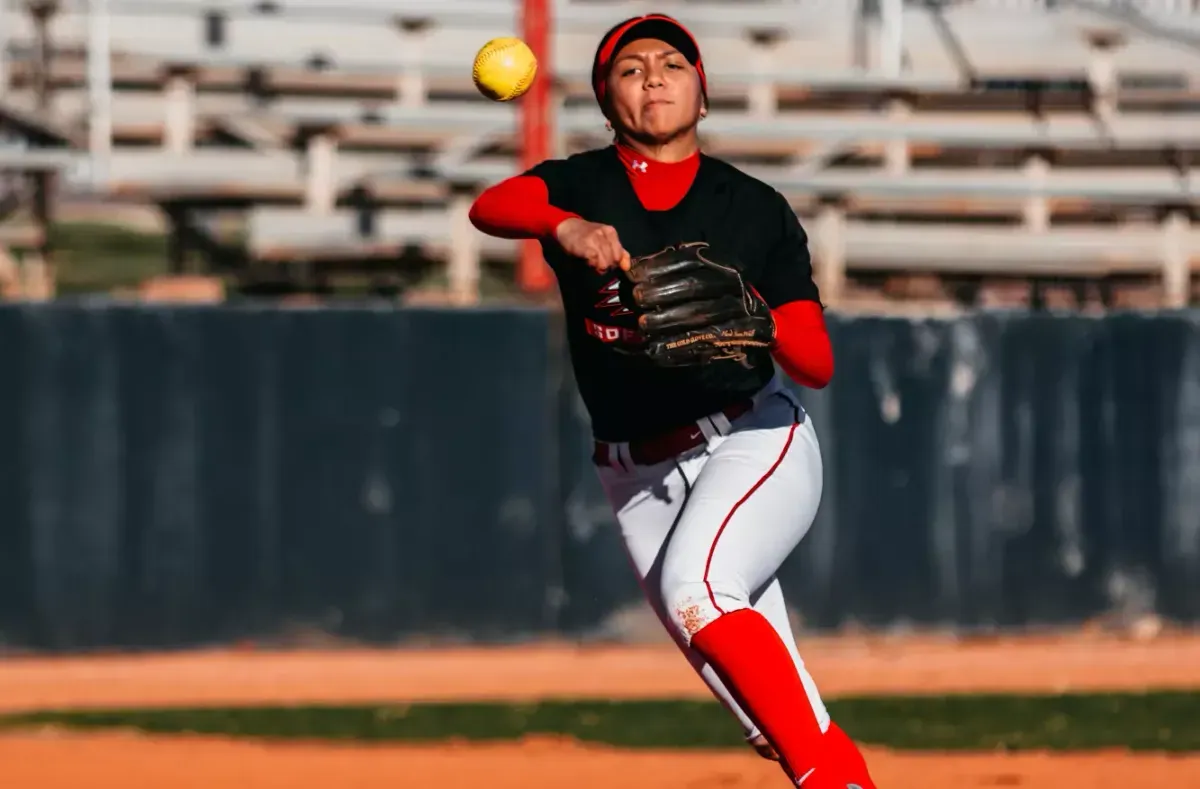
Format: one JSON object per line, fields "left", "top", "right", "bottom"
{"left": 2, "top": 0, "right": 1199, "bottom": 306}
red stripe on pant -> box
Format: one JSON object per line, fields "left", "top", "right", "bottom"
{"left": 689, "top": 408, "right": 834, "bottom": 785}
{"left": 701, "top": 417, "right": 800, "bottom": 614}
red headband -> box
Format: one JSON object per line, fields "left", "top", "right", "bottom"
{"left": 591, "top": 14, "right": 708, "bottom": 106}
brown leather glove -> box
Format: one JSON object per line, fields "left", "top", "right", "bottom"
{"left": 626, "top": 242, "right": 775, "bottom": 366}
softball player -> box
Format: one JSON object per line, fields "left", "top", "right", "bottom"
{"left": 470, "top": 14, "right": 876, "bottom": 789}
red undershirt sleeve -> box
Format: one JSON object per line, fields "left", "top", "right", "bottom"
{"left": 468, "top": 175, "right": 580, "bottom": 240}
{"left": 769, "top": 300, "right": 834, "bottom": 390}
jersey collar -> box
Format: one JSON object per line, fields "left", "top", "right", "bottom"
{"left": 614, "top": 142, "right": 700, "bottom": 180}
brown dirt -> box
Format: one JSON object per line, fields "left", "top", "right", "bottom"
{"left": 2, "top": 630, "right": 1199, "bottom": 789}
{"left": 3, "top": 730, "right": 1200, "bottom": 789}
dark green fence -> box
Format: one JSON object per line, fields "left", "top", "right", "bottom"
{"left": 1, "top": 303, "right": 1198, "bottom": 651}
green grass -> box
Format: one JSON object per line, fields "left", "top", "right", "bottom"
{"left": 40, "top": 221, "right": 527, "bottom": 300}
{"left": 3, "top": 691, "right": 1199, "bottom": 752}
{"left": 46, "top": 221, "right": 173, "bottom": 293}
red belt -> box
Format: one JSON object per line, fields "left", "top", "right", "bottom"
{"left": 593, "top": 398, "right": 755, "bottom": 468}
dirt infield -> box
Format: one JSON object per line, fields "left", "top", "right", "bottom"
{"left": 2, "top": 630, "right": 1199, "bottom": 789}
{"left": 3, "top": 730, "right": 1199, "bottom": 789}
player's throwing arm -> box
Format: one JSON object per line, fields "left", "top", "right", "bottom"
{"left": 469, "top": 15, "right": 873, "bottom": 789}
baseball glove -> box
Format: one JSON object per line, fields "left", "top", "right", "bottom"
{"left": 626, "top": 242, "right": 776, "bottom": 367}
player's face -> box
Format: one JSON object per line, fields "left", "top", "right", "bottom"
{"left": 605, "top": 37, "right": 703, "bottom": 144}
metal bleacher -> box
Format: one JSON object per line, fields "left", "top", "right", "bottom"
{"left": 2, "top": 0, "right": 1200, "bottom": 307}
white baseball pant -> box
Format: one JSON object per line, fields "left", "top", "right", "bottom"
{"left": 595, "top": 375, "right": 830, "bottom": 743}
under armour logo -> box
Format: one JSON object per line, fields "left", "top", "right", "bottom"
{"left": 632, "top": 159, "right": 648, "bottom": 173}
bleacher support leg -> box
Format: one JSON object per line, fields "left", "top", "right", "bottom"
{"left": 884, "top": 97, "right": 911, "bottom": 175}
{"left": 1022, "top": 153, "right": 1050, "bottom": 232}
{"left": 448, "top": 189, "right": 481, "bottom": 306}
{"left": 395, "top": 19, "right": 432, "bottom": 108}
{"left": 0, "top": 0, "right": 9, "bottom": 98}
{"left": 164, "top": 204, "right": 187, "bottom": 275}
{"left": 20, "top": 249, "right": 52, "bottom": 300}
{"left": 1085, "top": 31, "right": 1125, "bottom": 124}
{"left": 814, "top": 199, "right": 847, "bottom": 306}
{"left": 29, "top": 156, "right": 55, "bottom": 298}
{"left": 28, "top": 0, "right": 57, "bottom": 112}
{"left": 1162, "top": 210, "right": 1191, "bottom": 309}
{"left": 0, "top": 246, "right": 18, "bottom": 298}
{"left": 878, "top": 0, "right": 904, "bottom": 79}
{"left": 163, "top": 65, "right": 197, "bottom": 155}
{"left": 87, "top": 0, "right": 113, "bottom": 187}
{"left": 304, "top": 132, "right": 338, "bottom": 216}
{"left": 746, "top": 29, "right": 783, "bottom": 119}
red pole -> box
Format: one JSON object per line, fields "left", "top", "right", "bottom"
{"left": 517, "top": 0, "right": 555, "bottom": 294}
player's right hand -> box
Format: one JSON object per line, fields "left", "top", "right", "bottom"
{"left": 554, "top": 218, "right": 631, "bottom": 273}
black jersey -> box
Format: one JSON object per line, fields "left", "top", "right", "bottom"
{"left": 528, "top": 146, "right": 821, "bottom": 443}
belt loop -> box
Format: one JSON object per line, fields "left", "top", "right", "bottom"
{"left": 598, "top": 441, "right": 637, "bottom": 471}
{"left": 697, "top": 416, "right": 721, "bottom": 442}
{"left": 614, "top": 442, "right": 635, "bottom": 472}
{"left": 618, "top": 442, "right": 635, "bottom": 471}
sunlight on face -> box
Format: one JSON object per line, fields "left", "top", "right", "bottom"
{"left": 604, "top": 37, "right": 703, "bottom": 144}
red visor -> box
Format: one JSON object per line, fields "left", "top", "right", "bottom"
{"left": 591, "top": 14, "right": 708, "bottom": 106}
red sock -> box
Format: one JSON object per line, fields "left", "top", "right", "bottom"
{"left": 825, "top": 722, "right": 877, "bottom": 789}
{"left": 690, "top": 609, "right": 832, "bottom": 786}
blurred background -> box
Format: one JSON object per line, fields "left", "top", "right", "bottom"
{"left": 1, "top": 1, "right": 1200, "bottom": 788}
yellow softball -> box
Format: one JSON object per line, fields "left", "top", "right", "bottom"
{"left": 472, "top": 37, "right": 538, "bottom": 102}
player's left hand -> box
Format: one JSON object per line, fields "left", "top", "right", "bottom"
{"left": 626, "top": 242, "right": 776, "bottom": 366}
